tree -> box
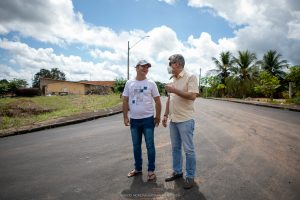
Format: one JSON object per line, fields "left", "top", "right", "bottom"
{"left": 0, "top": 79, "right": 9, "bottom": 96}
{"left": 0, "top": 79, "right": 28, "bottom": 96}
{"left": 258, "top": 50, "right": 288, "bottom": 79}
{"left": 211, "top": 51, "right": 235, "bottom": 84}
{"left": 113, "top": 78, "right": 127, "bottom": 93}
{"left": 155, "top": 81, "right": 166, "bottom": 95}
{"left": 50, "top": 68, "right": 66, "bottom": 80}
{"left": 0, "top": 82, "right": 9, "bottom": 97}
{"left": 232, "top": 50, "right": 258, "bottom": 97}
{"left": 286, "top": 65, "right": 300, "bottom": 84}
{"left": 200, "top": 75, "right": 221, "bottom": 97}
{"left": 217, "top": 83, "right": 226, "bottom": 97}
{"left": 258, "top": 50, "right": 289, "bottom": 98}
{"left": 32, "top": 68, "right": 66, "bottom": 88}
{"left": 8, "top": 79, "right": 28, "bottom": 89}
{"left": 225, "top": 76, "right": 242, "bottom": 97}
{"left": 254, "top": 72, "right": 280, "bottom": 100}
{"left": 232, "top": 50, "right": 258, "bottom": 80}
{"left": 286, "top": 65, "right": 300, "bottom": 97}
{"left": 0, "top": 79, "right": 9, "bottom": 84}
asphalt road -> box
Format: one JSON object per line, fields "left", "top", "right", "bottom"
{"left": 0, "top": 97, "right": 299, "bottom": 200}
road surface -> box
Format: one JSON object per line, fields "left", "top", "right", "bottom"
{"left": 0, "top": 97, "right": 299, "bottom": 200}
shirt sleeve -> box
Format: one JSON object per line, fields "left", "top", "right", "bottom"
{"left": 122, "top": 81, "right": 129, "bottom": 97}
{"left": 188, "top": 75, "right": 199, "bottom": 94}
{"left": 151, "top": 81, "right": 160, "bottom": 97}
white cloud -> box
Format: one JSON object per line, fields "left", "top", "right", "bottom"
{"left": 188, "top": 0, "right": 300, "bottom": 64}
{"left": 0, "top": 23, "right": 224, "bottom": 85}
{"left": 0, "top": 38, "right": 123, "bottom": 85}
{"left": 158, "top": 0, "right": 176, "bottom": 5}
{"left": 0, "top": 64, "right": 30, "bottom": 81}
{"left": 287, "top": 11, "right": 300, "bottom": 40}
{"left": 89, "top": 49, "right": 124, "bottom": 63}
{"left": 0, "top": 0, "right": 299, "bottom": 87}
{"left": 0, "top": 0, "right": 123, "bottom": 48}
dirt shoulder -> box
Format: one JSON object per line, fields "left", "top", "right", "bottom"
{"left": 211, "top": 97, "right": 300, "bottom": 112}
{"left": 0, "top": 103, "right": 122, "bottom": 138}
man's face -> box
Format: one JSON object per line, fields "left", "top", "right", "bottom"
{"left": 169, "top": 60, "right": 181, "bottom": 75}
{"left": 136, "top": 64, "right": 150, "bottom": 76}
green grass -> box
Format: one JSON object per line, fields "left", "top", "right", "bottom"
{"left": 0, "top": 94, "right": 122, "bottom": 130}
{"left": 286, "top": 96, "right": 300, "bottom": 104}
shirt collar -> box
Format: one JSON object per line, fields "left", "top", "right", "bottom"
{"left": 170, "top": 70, "right": 185, "bottom": 80}
{"left": 177, "top": 70, "right": 185, "bottom": 78}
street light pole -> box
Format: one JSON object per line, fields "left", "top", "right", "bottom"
{"left": 127, "top": 36, "right": 149, "bottom": 80}
{"left": 127, "top": 41, "right": 130, "bottom": 80}
{"left": 199, "top": 68, "right": 201, "bottom": 87}
{"left": 199, "top": 68, "right": 201, "bottom": 95}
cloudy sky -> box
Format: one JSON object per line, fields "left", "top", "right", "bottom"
{"left": 0, "top": 0, "right": 299, "bottom": 86}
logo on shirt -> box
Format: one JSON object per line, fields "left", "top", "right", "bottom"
{"left": 131, "top": 86, "right": 148, "bottom": 105}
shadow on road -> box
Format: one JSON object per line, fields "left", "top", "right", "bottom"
{"left": 170, "top": 178, "right": 207, "bottom": 200}
{"left": 121, "top": 175, "right": 165, "bottom": 199}
{"left": 120, "top": 175, "right": 206, "bottom": 199}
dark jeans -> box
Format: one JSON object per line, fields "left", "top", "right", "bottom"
{"left": 130, "top": 116, "right": 155, "bottom": 172}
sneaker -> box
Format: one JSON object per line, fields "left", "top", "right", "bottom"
{"left": 183, "top": 177, "right": 194, "bottom": 189}
{"left": 165, "top": 172, "right": 183, "bottom": 182}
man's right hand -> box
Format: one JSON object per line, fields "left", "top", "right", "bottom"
{"left": 124, "top": 117, "right": 130, "bottom": 126}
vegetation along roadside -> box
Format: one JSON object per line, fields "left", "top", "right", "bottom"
{"left": 0, "top": 94, "right": 122, "bottom": 130}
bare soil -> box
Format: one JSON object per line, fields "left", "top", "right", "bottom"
{"left": 0, "top": 99, "right": 53, "bottom": 117}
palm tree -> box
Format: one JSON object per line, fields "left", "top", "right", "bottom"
{"left": 232, "top": 50, "right": 258, "bottom": 97}
{"left": 258, "top": 50, "right": 288, "bottom": 79}
{"left": 232, "top": 50, "right": 258, "bottom": 80}
{"left": 211, "top": 51, "right": 235, "bottom": 84}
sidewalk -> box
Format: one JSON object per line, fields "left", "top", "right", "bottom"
{"left": 211, "top": 97, "right": 300, "bottom": 112}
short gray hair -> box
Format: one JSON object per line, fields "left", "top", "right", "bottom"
{"left": 168, "top": 54, "right": 185, "bottom": 68}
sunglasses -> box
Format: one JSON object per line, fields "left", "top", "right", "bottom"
{"left": 139, "top": 65, "right": 150, "bottom": 69}
{"left": 169, "top": 61, "right": 176, "bottom": 66}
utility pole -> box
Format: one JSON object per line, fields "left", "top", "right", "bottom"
{"left": 199, "top": 68, "right": 201, "bottom": 94}
{"left": 127, "top": 36, "right": 150, "bottom": 80}
{"left": 127, "top": 41, "right": 129, "bottom": 80}
{"left": 289, "top": 82, "right": 292, "bottom": 98}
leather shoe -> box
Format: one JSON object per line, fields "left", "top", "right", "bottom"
{"left": 183, "top": 177, "right": 194, "bottom": 189}
{"left": 165, "top": 172, "right": 183, "bottom": 182}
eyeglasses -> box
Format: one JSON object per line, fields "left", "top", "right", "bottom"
{"left": 169, "top": 61, "right": 176, "bottom": 66}
{"left": 139, "top": 65, "right": 150, "bottom": 69}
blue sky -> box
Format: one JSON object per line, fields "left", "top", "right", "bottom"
{"left": 73, "top": 0, "right": 236, "bottom": 41}
{"left": 0, "top": 0, "right": 299, "bottom": 85}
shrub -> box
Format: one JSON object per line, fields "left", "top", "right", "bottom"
{"left": 15, "top": 88, "right": 41, "bottom": 97}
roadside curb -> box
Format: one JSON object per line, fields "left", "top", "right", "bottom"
{"left": 0, "top": 104, "right": 123, "bottom": 138}
{"left": 210, "top": 98, "right": 300, "bottom": 112}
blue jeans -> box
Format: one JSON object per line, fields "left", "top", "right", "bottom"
{"left": 130, "top": 116, "right": 155, "bottom": 172}
{"left": 169, "top": 119, "right": 196, "bottom": 178}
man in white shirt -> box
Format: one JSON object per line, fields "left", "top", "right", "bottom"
{"left": 123, "top": 59, "right": 161, "bottom": 181}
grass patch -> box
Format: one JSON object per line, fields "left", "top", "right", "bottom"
{"left": 0, "top": 94, "right": 122, "bottom": 130}
{"left": 286, "top": 96, "right": 300, "bottom": 104}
